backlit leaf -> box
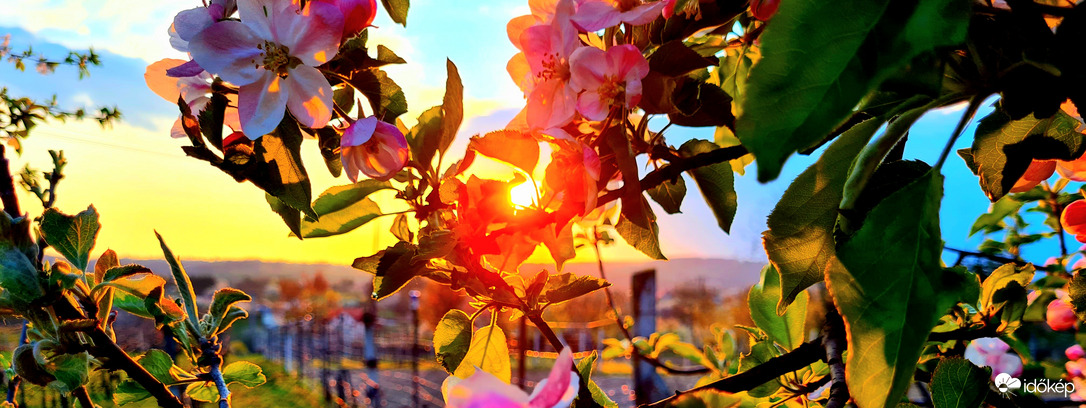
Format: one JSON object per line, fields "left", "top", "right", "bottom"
{"left": 434, "top": 310, "right": 472, "bottom": 374}
{"left": 680, "top": 139, "right": 736, "bottom": 233}
{"left": 453, "top": 323, "right": 511, "bottom": 383}
{"left": 930, "top": 358, "right": 990, "bottom": 408}
{"left": 748, "top": 265, "right": 808, "bottom": 350}
{"left": 39, "top": 205, "right": 99, "bottom": 271}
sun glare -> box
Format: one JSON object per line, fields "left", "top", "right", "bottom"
{"left": 509, "top": 181, "right": 537, "bottom": 208}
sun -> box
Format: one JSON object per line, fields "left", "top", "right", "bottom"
{"left": 509, "top": 181, "right": 537, "bottom": 209}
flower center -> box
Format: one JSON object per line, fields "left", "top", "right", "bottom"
{"left": 598, "top": 76, "right": 625, "bottom": 106}
{"left": 257, "top": 41, "right": 302, "bottom": 77}
{"left": 537, "top": 53, "right": 570, "bottom": 81}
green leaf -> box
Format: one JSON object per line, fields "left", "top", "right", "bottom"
{"left": 0, "top": 245, "right": 42, "bottom": 303}
{"left": 348, "top": 69, "right": 408, "bottom": 122}
{"left": 737, "top": 0, "right": 969, "bottom": 181}
{"left": 369, "top": 242, "right": 427, "bottom": 300}
{"left": 738, "top": 340, "right": 781, "bottom": 398}
{"left": 94, "top": 249, "right": 119, "bottom": 286}
{"left": 376, "top": 45, "right": 406, "bottom": 65}
{"left": 468, "top": 130, "right": 539, "bottom": 175}
{"left": 615, "top": 205, "right": 666, "bottom": 260}
{"left": 680, "top": 139, "right": 736, "bottom": 233}
{"left": 965, "top": 105, "right": 1085, "bottom": 201}
{"left": 1068, "top": 273, "right": 1086, "bottom": 321}
{"left": 100, "top": 265, "right": 153, "bottom": 284}
{"left": 42, "top": 351, "right": 88, "bottom": 392}
{"left": 969, "top": 196, "right": 1022, "bottom": 236}
{"left": 573, "top": 351, "right": 619, "bottom": 408}
{"left": 209, "top": 288, "right": 251, "bottom": 336}
{"left": 764, "top": 118, "right": 880, "bottom": 314}
{"left": 380, "top": 0, "right": 409, "bottom": 27}
{"left": 540, "top": 273, "right": 611, "bottom": 305}
{"left": 265, "top": 193, "right": 301, "bottom": 238}
{"left": 297, "top": 180, "right": 392, "bottom": 238}
{"left": 39, "top": 205, "right": 100, "bottom": 271}
{"left": 155, "top": 232, "right": 200, "bottom": 330}
{"left": 930, "top": 358, "right": 990, "bottom": 408}
{"left": 828, "top": 171, "right": 978, "bottom": 408}
{"left": 453, "top": 323, "right": 511, "bottom": 383}
{"left": 252, "top": 118, "right": 316, "bottom": 219}
{"left": 434, "top": 310, "right": 472, "bottom": 374}
{"left": 101, "top": 272, "right": 166, "bottom": 299}
{"left": 979, "top": 263, "right": 1033, "bottom": 330}
{"left": 441, "top": 59, "right": 464, "bottom": 156}
{"left": 646, "top": 177, "right": 687, "bottom": 214}
{"left": 748, "top": 265, "right": 808, "bottom": 350}
{"left": 649, "top": 40, "right": 715, "bottom": 77}
{"left": 115, "top": 381, "right": 151, "bottom": 405}
{"left": 405, "top": 105, "right": 444, "bottom": 168}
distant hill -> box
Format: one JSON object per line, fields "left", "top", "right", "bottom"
{"left": 105, "top": 257, "right": 766, "bottom": 298}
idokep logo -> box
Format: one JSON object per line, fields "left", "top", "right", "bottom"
{"left": 995, "top": 373, "right": 1075, "bottom": 396}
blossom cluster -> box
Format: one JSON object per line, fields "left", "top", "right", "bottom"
{"left": 146, "top": 0, "right": 409, "bottom": 181}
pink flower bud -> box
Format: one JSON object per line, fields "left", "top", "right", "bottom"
{"left": 1063, "top": 200, "right": 1086, "bottom": 242}
{"left": 1048, "top": 297, "right": 1078, "bottom": 331}
{"left": 318, "top": 0, "right": 377, "bottom": 39}
{"left": 1068, "top": 344, "right": 1085, "bottom": 361}
{"left": 964, "top": 337, "right": 1023, "bottom": 379}
{"left": 341, "top": 116, "right": 409, "bottom": 182}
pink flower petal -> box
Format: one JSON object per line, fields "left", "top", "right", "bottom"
{"left": 527, "top": 78, "right": 577, "bottom": 129}
{"left": 144, "top": 58, "right": 187, "bottom": 102}
{"left": 274, "top": 0, "right": 343, "bottom": 65}
{"left": 238, "top": 72, "right": 289, "bottom": 138}
{"left": 283, "top": 65, "right": 334, "bottom": 129}
{"left": 172, "top": 6, "right": 216, "bottom": 43}
{"left": 343, "top": 116, "right": 377, "bottom": 147}
{"left": 569, "top": 46, "right": 608, "bottom": 91}
{"left": 508, "top": 15, "right": 538, "bottom": 50}
{"left": 189, "top": 21, "right": 265, "bottom": 85}
{"left": 508, "top": 53, "right": 532, "bottom": 94}
{"left": 237, "top": 0, "right": 276, "bottom": 40}
{"left": 572, "top": 0, "right": 622, "bottom": 31}
{"left": 619, "top": 1, "right": 667, "bottom": 25}
{"left": 577, "top": 91, "right": 609, "bottom": 121}
{"left": 528, "top": 348, "right": 576, "bottom": 408}
{"left": 608, "top": 44, "right": 649, "bottom": 82}
{"left": 444, "top": 369, "right": 530, "bottom": 408}
{"left": 170, "top": 118, "right": 188, "bottom": 139}
{"left": 166, "top": 59, "right": 205, "bottom": 78}
{"left": 625, "top": 78, "right": 643, "bottom": 107}
{"left": 530, "top": 0, "right": 561, "bottom": 21}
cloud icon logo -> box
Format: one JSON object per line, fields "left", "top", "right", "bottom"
{"left": 995, "top": 373, "right": 1022, "bottom": 392}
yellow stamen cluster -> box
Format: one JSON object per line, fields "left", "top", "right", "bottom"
{"left": 256, "top": 41, "right": 302, "bottom": 78}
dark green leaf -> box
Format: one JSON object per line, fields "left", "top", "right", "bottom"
{"left": 930, "top": 358, "right": 990, "bottom": 408}
{"left": 434, "top": 310, "right": 472, "bottom": 374}
{"left": 764, "top": 118, "right": 880, "bottom": 314}
{"left": 649, "top": 41, "right": 716, "bottom": 77}
{"left": 371, "top": 242, "right": 426, "bottom": 300}
{"left": 300, "top": 198, "right": 383, "bottom": 238}
{"left": 738, "top": 340, "right": 781, "bottom": 397}
{"left": 348, "top": 69, "right": 408, "bottom": 122}
{"left": 573, "top": 351, "right": 618, "bottom": 408}
{"left": 265, "top": 193, "right": 302, "bottom": 238}
{"left": 737, "top": 0, "right": 970, "bottom": 181}
{"left": 39, "top": 205, "right": 100, "bottom": 271}
{"left": 829, "top": 171, "right": 979, "bottom": 408}
{"left": 441, "top": 59, "right": 464, "bottom": 156}
{"left": 252, "top": 118, "right": 316, "bottom": 219}
{"left": 646, "top": 177, "right": 686, "bottom": 214}
{"left": 540, "top": 273, "right": 611, "bottom": 305}
{"left": 966, "top": 105, "right": 1084, "bottom": 201}
{"left": 680, "top": 139, "right": 736, "bottom": 233}
{"left": 980, "top": 263, "right": 1033, "bottom": 330}
{"left": 0, "top": 245, "right": 42, "bottom": 303}
{"left": 406, "top": 106, "right": 444, "bottom": 168}
{"left": 667, "top": 82, "right": 735, "bottom": 128}
{"left": 380, "top": 0, "right": 409, "bottom": 27}
{"left": 376, "top": 45, "right": 406, "bottom": 65}
{"left": 748, "top": 265, "right": 808, "bottom": 350}
{"left": 615, "top": 204, "right": 666, "bottom": 260}
{"left": 969, "top": 196, "right": 1022, "bottom": 236}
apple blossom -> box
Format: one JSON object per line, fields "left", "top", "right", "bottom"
{"left": 341, "top": 116, "right": 409, "bottom": 182}
{"left": 1008, "top": 159, "right": 1055, "bottom": 193}
{"left": 1062, "top": 199, "right": 1086, "bottom": 242}
{"left": 963, "top": 337, "right": 1023, "bottom": 379}
{"left": 189, "top": 0, "right": 344, "bottom": 138}
{"left": 1048, "top": 294, "right": 1077, "bottom": 331}
{"left": 568, "top": 44, "right": 649, "bottom": 121}
{"left": 169, "top": 0, "right": 237, "bottom": 54}
{"left": 1068, "top": 344, "right": 1085, "bottom": 361}
{"left": 544, "top": 139, "right": 602, "bottom": 215}
{"left": 572, "top": 0, "right": 667, "bottom": 32}
{"left": 145, "top": 58, "right": 241, "bottom": 139}
{"left": 442, "top": 348, "right": 578, "bottom": 408}
{"left": 1058, "top": 155, "right": 1086, "bottom": 182}
{"left": 508, "top": 0, "right": 582, "bottom": 129}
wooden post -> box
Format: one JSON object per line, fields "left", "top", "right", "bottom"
{"left": 632, "top": 270, "right": 667, "bottom": 404}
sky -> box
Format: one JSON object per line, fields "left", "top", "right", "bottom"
{"left": 0, "top": 0, "right": 1068, "bottom": 267}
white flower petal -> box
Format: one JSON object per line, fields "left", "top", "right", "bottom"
{"left": 238, "top": 72, "right": 289, "bottom": 138}
{"left": 284, "top": 65, "right": 334, "bottom": 129}
{"left": 189, "top": 21, "right": 265, "bottom": 86}
{"left": 274, "top": 1, "right": 343, "bottom": 66}
{"left": 237, "top": 0, "right": 276, "bottom": 40}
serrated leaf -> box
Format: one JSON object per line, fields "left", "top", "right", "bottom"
{"left": 468, "top": 130, "right": 539, "bottom": 175}
{"left": 979, "top": 263, "right": 1033, "bottom": 330}
{"left": 748, "top": 265, "right": 808, "bottom": 350}
{"left": 615, "top": 205, "right": 666, "bottom": 260}
{"left": 155, "top": 232, "right": 200, "bottom": 330}
{"left": 540, "top": 273, "right": 610, "bottom": 305}
{"left": 434, "top": 310, "right": 472, "bottom": 373}
{"left": 100, "top": 265, "right": 153, "bottom": 284}
{"left": 828, "top": 171, "right": 979, "bottom": 408}
{"left": 737, "top": 0, "right": 970, "bottom": 181}
{"left": 252, "top": 118, "right": 316, "bottom": 219}
{"left": 930, "top": 358, "right": 990, "bottom": 408}
{"left": 266, "top": 193, "right": 302, "bottom": 238}
{"left": 764, "top": 117, "right": 880, "bottom": 314}
{"left": 453, "top": 323, "right": 510, "bottom": 383}
{"left": 738, "top": 340, "right": 781, "bottom": 398}
{"left": 380, "top": 0, "right": 409, "bottom": 26}
{"left": 209, "top": 288, "right": 251, "bottom": 335}
{"left": 646, "top": 177, "right": 686, "bottom": 214}
{"left": 94, "top": 249, "right": 118, "bottom": 286}
{"left": 39, "top": 205, "right": 99, "bottom": 271}
{"left": 680, "top": 139, "right": 736, "bottom": 233}
{"left": 966, "top": 105, "right": 1084, "bottom": 201}
{"left": 370, "top": 242, "right": 426, "bottom": 300}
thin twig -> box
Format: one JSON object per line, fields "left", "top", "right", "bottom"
{"left": 598, "top": 145, "right": 749, "bottom": 206}
{"left": 71, "top": 386, "right": 94, "bottom": 408}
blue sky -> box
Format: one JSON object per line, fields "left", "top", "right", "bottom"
{"left": 0, "top": 0, "right": 1064, "bottom": 266}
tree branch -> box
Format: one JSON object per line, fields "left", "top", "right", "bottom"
{"left": 71, "top": 386, "right": 94, "bottom": 408}
{"left": 822, "top": 311, "right": 849, "bottom": 408}
{"left": 640, "top": 339, "right": 825, "bottom": 408}
{"left": 942, "top": 247, "right": 1018, "bottom": 265}
{"left": 86, "top": 327, "right": 184, "bottom": 408}
{"left": 598, "top": 145, "right": 749, "bottom": 206}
